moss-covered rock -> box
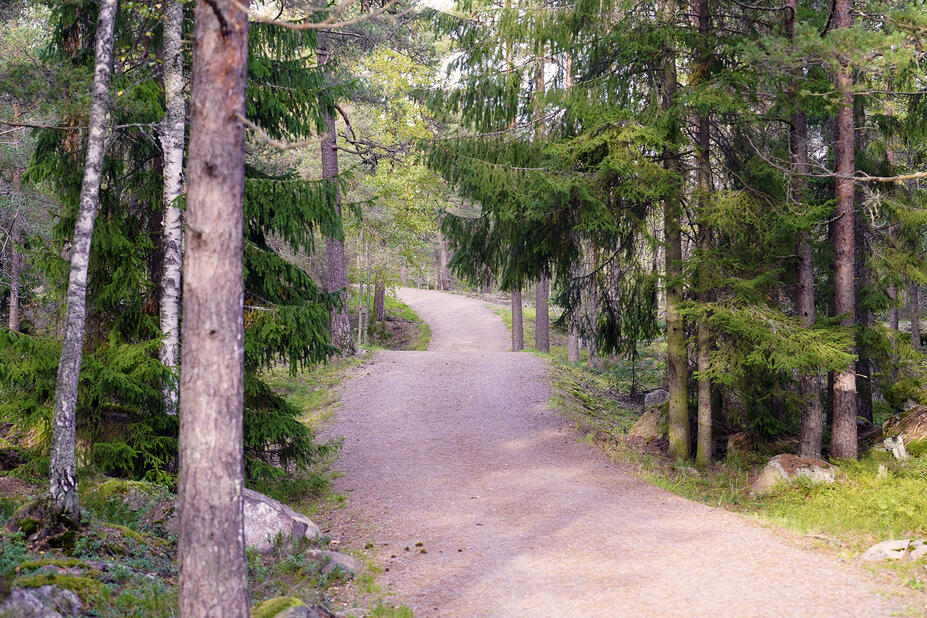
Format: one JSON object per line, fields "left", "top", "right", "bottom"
{"left": 252, "top": 596, "right": 307, "bottom": 618}
{"left": 12, "top": 572, "right": 103, "bottom": 603}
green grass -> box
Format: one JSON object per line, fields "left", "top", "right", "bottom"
{"left": 348, "top": 288, "right": 431, "bottom": 351}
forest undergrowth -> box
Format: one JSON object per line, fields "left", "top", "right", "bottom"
{"left": 0, "top": 294, "right": 426, "bottom": 617}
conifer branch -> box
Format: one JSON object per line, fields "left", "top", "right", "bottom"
{"left": 238, "top": 114, "right": 328, "bottom": 150}
{"left": 231, "top": 0, "right": 405, "bottom": 31}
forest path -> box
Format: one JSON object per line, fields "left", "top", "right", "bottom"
{"left": 320, "top": 288, "right": 892, "bottom": 617}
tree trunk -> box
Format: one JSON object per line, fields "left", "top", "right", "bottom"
{"left": 694, "top": 0, "right": 712, "bottom": 467}
{"left": 511, "top": 285, "right": 523, "bottom": 351}
{"left": 48, "top": 0, "right": 118, "bottom": 521}
{"left": 855, "top": 209, "right": 873, "bottom": 424}
{"left": 660, "top": 0, "right": 689, "bottom": 460}
{"left": 583, "top": 243, "right": 599, "bottom": 367}
{"left": 788, "top": 0, "right": 824, "bottom": 459}
{"left": 177, "top": 0, "right": 250, "bottom": 613}
{"left": 158, "top": 0, "right": 185, "bottom": 416}
{"left": 320, "top": 41, "right": 354, "bottom": 355}
{"left": 8, "top": 170, "right": 22, "bottom": 332}
{"left": 437, "top": 232, "right": 452, "bottom": 290}
{"left": 910, "top": 285, "right": 922, "bottom": 350}
{"left": 830, "top": 0, "right": 858, "bottom": 460}
{"left": 535, "top": 275, "right": 550, "bottom": 353}
{"left": 373, "top": 279, "right": 385, "bottom": 322}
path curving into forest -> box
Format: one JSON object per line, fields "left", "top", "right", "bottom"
{"left": 321, "top": 288, "right": 894, "bottom": 617}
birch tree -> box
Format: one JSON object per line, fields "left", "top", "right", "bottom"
{"left": 158, "top": 0, "right": 185, "bottom": 416}
{"left": 48, "top": 0, "right": 118, "bottom": 520}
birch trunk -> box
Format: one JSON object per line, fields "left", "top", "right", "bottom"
{"left": 830, "top": 0, "right": 858, "bottom": 460}
{"left": 158, "top": 0, "right": 185, "bottom": 416}
{"left": 8, "top": 171, "right": 22, "bottom": 332}
{"left": 659, "top": 0, "right": 689, "bottom": 460}
{"left": 177, "top": 0, "right": 250, "bottom": 612}
{"left": 511, "top": 285, "right": 523, "bottom": 351}
{"left": 320, "top": 41, "right": 354, "bottom": 355}
{"left": 788, "top": 0, "right": 824, "bottom": 459}
{"left": 49, "top": 0, "right": 118, "bottom": 520}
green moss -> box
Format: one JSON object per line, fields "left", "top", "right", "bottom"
{"left": 96, "top": 479, "right": 158, "bottom": 500}
{"left": 104, "top": 524, "right": 170, "bottom": 553}
{"left": 12, "top": 572, "right": 103, "bottom": 602}
{"left": 17, "top": 558, "right": 90, "bottom": 571}
{"left": 252, "top": 596, "right": 307, "bottom": 618}
{"left": 18, "top": 517, "right": 39, "bottom": 536}
{"left": 907, "top": 439, "right": 927, "bottom": 458}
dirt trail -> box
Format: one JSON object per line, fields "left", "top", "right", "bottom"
{"left": 321, "top": 288, "right": 894, "bottom": 617}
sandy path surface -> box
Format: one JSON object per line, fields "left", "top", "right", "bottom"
{"left": 321, "top": 288, "right": 894, "bottom": 617}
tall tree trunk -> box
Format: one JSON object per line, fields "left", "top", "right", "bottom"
{"left": 584, "top": 243, "right": 599, "bottom": 367}
{"left": 373, "top": 279, "right": 385, "bottom": 322}
{"left": 532, "top": 50, "right": 550, "bottom": 354}
{"left": 48, "top": 0, "right": 118, "bottom": 520}
{"left": 855, "top": 210, "right": 873, "bottom": 424}
{"left": 158, "top": 0, "right": 185, "bottom": 416}
{"left": 177, "top": 0, "right": 250, "bottom": 613}
{"left": 320, "top": 40, "right": 354, "bottom": 355}
{"left": 511, "top": 285, "right": 523, "bottom": 351}
{"left": 910, "top": 285, "right": 922, "bottom": 350}
{"left": 660, "top": 0, "right": 689, "bottom": 460}
{"left": 788, "top": 0, "right": 824, "bottom": 459}
{"left": 830, "top": 0, "right": 858, "bottom": 459}
{"left": 8, "top": 170, "right": 22, "bottom": 332}
{"left": 694, "top": 0, "right": 712, "bottom": 467}
{"left": 535, "top": 275, "right": 550, "bottom": 353}
{"left": 564, "top": 55, "right": 580, "bottom": 364}
{"left": 439, "top": 233, "right": 452, "bottom": 290}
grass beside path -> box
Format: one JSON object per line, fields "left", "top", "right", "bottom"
{"left": 491, "top": 299, "right": 927, "bottom": 611}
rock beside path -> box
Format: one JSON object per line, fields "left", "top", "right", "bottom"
{"left": 751, "top": 454, "right": 837, "bottom": 496}
{"left": 0, "top": 585, "right": 82, "bottom": 617}
{"left": 860, "top": 539, "right": 927, "bottom": 563}
{"left": 643, "top": 389, "right": 669, "bottom": 410}
{"left": 305, "top": 549, "right": 363, "bottom": 578}
{"left": 243, "top": 489, "right": 321, "bottom": 553}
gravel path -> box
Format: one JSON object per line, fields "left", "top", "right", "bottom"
{"left": 321, "top": 288, "right": 894, "bottom": 617}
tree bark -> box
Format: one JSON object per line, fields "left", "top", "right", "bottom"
{"left": 830, "top": 0, "right": 858, "bottom": 460}
{"left": 660, "top": 0, "right": 689, "bottom": 460}
{"left": 49, "top": 0, "right": 118, "bottom": 521}
{"left": 910, "top": 285, "right": 922, "bottom": 350}
{"left": 694, "top": 0, "right": 712, "bottom": 467}
{"left": 177, "top": 0, "right": 250, "bottom": 613}
{"left": 373, "top": 279, "right": 385, "bottom": 322}
{"left": 439, "top": 233, "right": 453, "bottom": 290}
{"left": 583, "top": 243, "right": 599, "bottom": 367}
{"left": 8, "top": 170, "right": 22, "bottom": 332}
{"left": 511, "top": 285, "right": 523, "bottom": 351}
{"left": 535, "top": 275, "right": 550, "bottom": 353}
{"left": 158, "top": 0, "right": 185, "bottom": 416}
{"left": 320, "top": 40, "right": 354, "bottom": 355}
{"left": 787, "top": 0, "right": 824, "bottom": 459}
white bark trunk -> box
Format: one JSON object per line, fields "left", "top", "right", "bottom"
{"left": 159, "top": 0, "right": 185, "bottom": 416}
{"left": 48, "top": 0, "right": 118, "bottom": 521}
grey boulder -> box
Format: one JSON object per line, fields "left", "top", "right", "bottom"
{"left": 243, "top": 488, "right": 321, "bottom": 553}
{"left": 751, "top": 454, "right": 837, "bottom": 496}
